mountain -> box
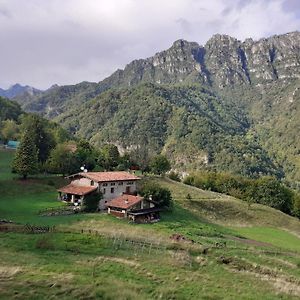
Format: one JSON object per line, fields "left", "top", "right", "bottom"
{"left": 0, "top": 84, "right": 42, "bottom": 99}
{"left": 56, "top": 83, "right": 281, "bottom": 178}
{"left": 13, "top": 31, "right": 300, "bottom": 183}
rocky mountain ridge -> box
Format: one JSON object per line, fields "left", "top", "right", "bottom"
{"left": 13, "top": 31, "right": 300, "bottom": 118}
{"left": 0, "top": 83, "right": 41, "bottom": 99}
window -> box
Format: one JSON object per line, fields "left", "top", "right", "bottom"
{"left": 127, "top": 181, "right": 134, "bottom": 185}
{"left": 91, "top": 181, "right": 94, "bottom": 186}
{"left": 111, "top": 187, "right": 114, "bottom": 194}
{"left": 103, "top": 188, "right": 106, "bottom": 194}
{"left": 103, "top": 183, "right": 108, "bottom": 186}
{"left": 111, "top": 182, "right": 115, "bottom": 186}
{"left": 118, "top": 182, "right": 124, "bottom": 185}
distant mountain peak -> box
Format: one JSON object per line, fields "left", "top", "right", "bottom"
{"left": 0, "top": 83, "right": 42, "bottom": 99}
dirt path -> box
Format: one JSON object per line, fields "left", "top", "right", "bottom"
{"left": 225, "top": 235, "right": 274, "bottom": 248}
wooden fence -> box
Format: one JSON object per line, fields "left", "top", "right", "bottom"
{"left": 0, "top": 223, "right": 55, "bottom": 234}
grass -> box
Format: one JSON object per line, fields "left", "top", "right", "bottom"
{"left": 232, "top": 227, "right": 300, "bottom": 253}
{"left": 1, "top": 150, "right": 300, "bottom": 299}
{"left": 0, "top": 148, "right": 15, "bottom": 180}
{"left": 1, "top": 232, "right": 299, "bottom": 300}
{"left": 150, "top": 177, "right": 300, "bottom": 235}
{"left": 0, "top": 150, "right": 90, "bottom": 226}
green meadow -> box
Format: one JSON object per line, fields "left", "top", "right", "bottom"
{"left": 0, "top": 149, "right": 300, "bottom": 299}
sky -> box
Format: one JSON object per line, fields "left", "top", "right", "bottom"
{"left": 0, "top": 0, "right": 300, "bottom": 90}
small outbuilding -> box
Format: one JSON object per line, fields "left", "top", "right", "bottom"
{"left": 106, "top": 194, "right": 161, "bottom": 223}
{"left": 6, "top": 140, "right": 20, "bottom": 149}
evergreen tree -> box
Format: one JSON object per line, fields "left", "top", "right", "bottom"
{"left": 12, "top": 130, "right": 39, "bottom": 179}
{"left": 21, "top": 114, "right": 55, "bottom": 163}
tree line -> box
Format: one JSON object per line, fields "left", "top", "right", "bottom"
{"left": 10, "top": 113, "right": 171, "bottom": 179}
{"left": 183, "top": 171, "right": 300, "bottom": 218}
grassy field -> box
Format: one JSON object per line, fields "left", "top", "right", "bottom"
{"left": 232, "top": 227, "right": 300, "bottom": 252}
{"left": 0, "top": 148, "right": 15, "bottom": 180}
{"left": 1, "top": 149, "right": 300, "bottom": 299}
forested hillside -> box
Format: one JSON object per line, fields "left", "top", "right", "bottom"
{"left": 56, "top": 83, "right": 281, "bottom": 177}
{"left": 0, "top": 97, "right": 23, "bottom": 122}
{"left": 12, "top": 31, "right": 300, "bottom": 183}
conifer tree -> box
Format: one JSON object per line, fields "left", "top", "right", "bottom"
{"left": 12, "top": 130, "right": 39, "bottom": 179}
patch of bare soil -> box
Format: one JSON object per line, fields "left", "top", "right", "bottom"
{"left": 169, "top": 233, "right": 195, "bottom": 243}
{"left": 0, "top": 266, "right": 21, "bottom": 279}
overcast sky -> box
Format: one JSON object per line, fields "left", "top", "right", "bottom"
{"left": 0, "top": 0, "right": 299, "bottom": 89}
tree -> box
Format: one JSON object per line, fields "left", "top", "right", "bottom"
{"left": 98, "top": 144, "right": 120, "bottom": 170}
{"left": 21, "top": 114, "right": 55, "bottom": 164}
{"left": 247, "top": 177, "right": 293, "bottom": 213}
{"left": 292, "top": 193, "right": 300, "bottom": 218}
{"left": 12, "top": 130, "right": 39, "bottom": 179}
{"left": 82, "top": 192, "right": 102, "bottom": 212}
{"left": 149, "top": 155, "right": 171, "bottom": 175}
{"left": 129, "top": 144, "right": 151, "bottom": 172}
{"left": 1, "top": 119, "right": 19, "bottom": 142}
{"left": 46, "top": 144, "right": 78, "bottom": 176}
{"left": 140, "top": 182, "right": 173, "bottom": 209}
{"left": 75, "top": 139, "right": 96, "bottom": 171}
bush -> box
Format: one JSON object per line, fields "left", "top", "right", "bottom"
{"left": 186, "top": 193, "right": 192, "bottom": 201}
{"left": 82, "top": 192, "right": 102, "bottom": 212}
{"left": 292, "top": 193, "right": 300, "bottom": 218}
{"left": 168, "top": 171, "right": 181, "bottom": 182}
{"left": 140, "top": 183, "right": 173, "bottom": 209}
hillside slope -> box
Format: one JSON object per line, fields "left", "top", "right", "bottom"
{"left": 0, "top": 96, "right": 23, "bottom": 122}
{"left": 1, "top": 150, "right": 300, "bottom": 299}
{"left": 56, "top": 83, "right": 281, "bottom": 176}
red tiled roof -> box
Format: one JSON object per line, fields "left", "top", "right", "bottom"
{"left": 58, "top": 184, "right": 97, "bottom": 196}
{"left": 78, "top": 171, "right": 140, "bottom": 182}
{"left": 106, "top": 194, "right": 144, "bottom": 209}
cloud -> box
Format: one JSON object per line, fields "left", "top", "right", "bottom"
{"left": 0, "top": 0, "right": 299, "bottom": 89}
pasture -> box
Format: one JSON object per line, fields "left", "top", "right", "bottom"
{"left": 0, "top": 149, "right": 300, "bottom": 299}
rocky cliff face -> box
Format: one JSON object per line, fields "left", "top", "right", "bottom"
{"left": 15, "top": 31, "right": 300, "bottom": 117}
{"left": 101, "top": 31, "right": 300, "bottom": 89}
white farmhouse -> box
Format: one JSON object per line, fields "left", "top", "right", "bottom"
{"left": 58, "top": 171, "right": 140, "bottom": 209}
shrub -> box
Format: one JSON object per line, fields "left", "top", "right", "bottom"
{"left": 82, "top": 192, "right": 102, "bottom": 212}
{"left": 140, "top": 183, "right": 173, "bottom": 209}
{"left": 292, "top": 193, "right": 300, "bottom": 218}
{"left": 186, "top": 193, "right": 192, "bottom": 201}
{"left": 168, "top": 171, "right": 181, "bottom": 182}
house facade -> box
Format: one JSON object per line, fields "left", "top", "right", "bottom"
{"left": 106, "top": 194, "right": 161, "bottom": 223}
{"left": 58, "top": 171, "right": 140, "bottom": 209}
